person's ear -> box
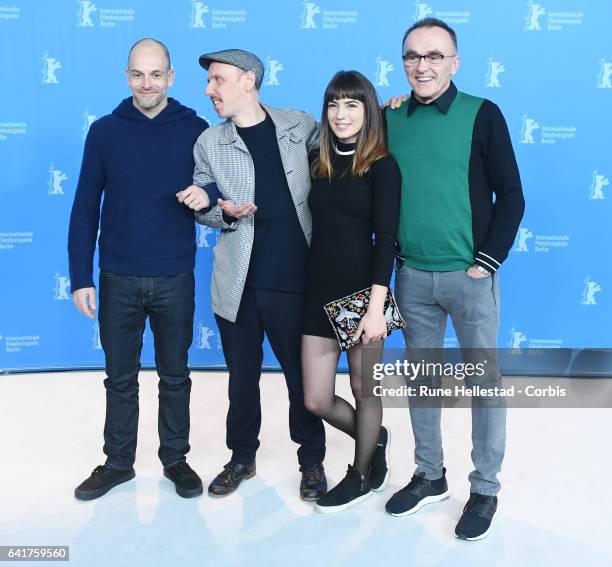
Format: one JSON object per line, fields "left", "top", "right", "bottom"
{"left": 451, "top": 55, "right": 460, "bottom": 76}
{"left": 243, "top": 70, "right": 257, "bottom": 92}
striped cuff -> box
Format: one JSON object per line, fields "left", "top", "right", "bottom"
{"left": 474, "top": 251, "right": 501, "bottom": 273}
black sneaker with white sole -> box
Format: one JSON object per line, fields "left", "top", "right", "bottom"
{"left": 455, "top": 493, "right": 498, "bottom": 541}
{"left": 314, "top": 465, "right": 371, "bottom": 513}
{"left": 370, "top": 426, "right": 390, "bottom": 492}
{"left": 74, "top": 464, "right": 135, "bottom": 501}
{"left": 385, "top": 467, "right": 449, "bottom": 516}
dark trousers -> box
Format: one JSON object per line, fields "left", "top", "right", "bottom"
{"left": 98, "top": 271, "right": 195, "bottom": 469}
{"left": 215, "top": 286, "right": 326, "bottom": 467}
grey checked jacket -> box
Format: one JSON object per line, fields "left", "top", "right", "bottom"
{"left": 194, "top": 104, "right": 320, "bottom": 323}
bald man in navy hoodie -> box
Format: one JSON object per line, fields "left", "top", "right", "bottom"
{"left": 68, "top": 39, "right": 209, "bottom": 500}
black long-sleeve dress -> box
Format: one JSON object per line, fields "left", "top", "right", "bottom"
{"left": 303, "top": 142, "right": 402, "bottom": 339}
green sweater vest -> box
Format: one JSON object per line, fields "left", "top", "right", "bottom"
{"left": 387, "top": 91, "right": 484, "bottom": 271}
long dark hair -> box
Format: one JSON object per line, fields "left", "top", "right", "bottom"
{"left": 311, "top": 70, "right": 388, "bottom": 179}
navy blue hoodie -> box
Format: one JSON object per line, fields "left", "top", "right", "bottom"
{"left": 68, "top": 97, "right": 208, "bottom": 291}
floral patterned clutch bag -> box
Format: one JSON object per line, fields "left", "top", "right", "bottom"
{"left": 323, "top": 288, "right": 406, "bottom": 351}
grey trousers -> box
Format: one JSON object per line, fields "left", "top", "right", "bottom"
{"left": 394, "top": 264, "right": 506, "bottom": 496}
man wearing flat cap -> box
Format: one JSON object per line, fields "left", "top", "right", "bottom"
{"left": 178, "top": 49, "right": 326, "bottom": 500}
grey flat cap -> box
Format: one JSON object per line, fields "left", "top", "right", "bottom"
{"left": 199, "top": 49, "right": 264, "bottom": 89}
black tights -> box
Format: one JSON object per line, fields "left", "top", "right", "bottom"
{"left": 302, "top": 335, "right": 383, "bottom": 476}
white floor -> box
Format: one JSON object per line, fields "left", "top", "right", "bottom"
{"left": 1, "top": 371, "right": 611, "bottom": 567}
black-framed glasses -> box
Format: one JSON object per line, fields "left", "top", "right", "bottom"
{"left": 402, "top": 52, "right": 456, "bottom": 66}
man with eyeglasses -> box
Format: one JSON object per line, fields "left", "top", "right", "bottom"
{"left": 68, "top": 38, "right": 208, "bottom": 501}
{"left": 385, "top": 18, "right": 524, "bottom": 540}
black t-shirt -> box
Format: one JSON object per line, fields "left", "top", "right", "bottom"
{"left": 235, "top": 112, "right": 308, "bottom": 292}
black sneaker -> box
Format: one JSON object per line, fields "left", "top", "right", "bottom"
{"left": 74, "top": 464, "right": 135, "bottom": 501}
{"left": 299, "top": 463, "right": 327, "bottom": 501}
{"left": 385, "top": 467, "right": 449, "bottom": 516}
{"left": 370, "top": 426, "right": 391, "bottom": 492}
{"left": 164, "top": 461, "right": 203, "bottom": 498}
{"left": 314, "top": 465, "right": 371, "bottom": 513}
{"left": 207, "top": 461, "right": 256, "bottom": 497}
{"left": 455, "top": 493, "right": 498, "bottom": 541}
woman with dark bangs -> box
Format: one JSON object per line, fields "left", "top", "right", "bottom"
{"left": 302, "top": 70, "right": 401, "bottom": 512}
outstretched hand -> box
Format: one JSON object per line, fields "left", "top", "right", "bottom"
{"left": 217, "top": 198, "right": 257, "bottom": 219}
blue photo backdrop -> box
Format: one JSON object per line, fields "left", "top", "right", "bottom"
{"left": 0, "top": 0, "right": 610, "bottom": 372}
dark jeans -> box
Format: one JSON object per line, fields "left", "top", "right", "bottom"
{"left": 98, "top": 271, "right": 195, "bottom": 469}
{"left": 215, "top": 287, "right": 326, "bottom": 467}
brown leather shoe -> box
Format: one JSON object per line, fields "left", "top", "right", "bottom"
{"left": 208, "top": 461, "right": 256, "bottom": 497}
{"left": 300, "top": 463, "right": 327, "bottom": 501}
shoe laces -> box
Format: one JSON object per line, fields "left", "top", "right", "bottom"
{"left": 301, "top": 463, "right": 323, "bottom": 482}
{"left": 91, "top": 465, "right": 107, "bottom": 476}
{"left": 223, "top": 461, "right": 245, "bottom": 481}
{"left": 171, "top": 461, "right": 191, "bottom": 477}
{"left": 405, "top": 473, "right": 430, "bottom": 496}
{"left": 464, "top": 493, "right": 496, "bottom": 517}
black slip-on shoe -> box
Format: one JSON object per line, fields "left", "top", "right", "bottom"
{"left": 370, "top": 426, "right": 391, "bottom": 492}
{"left": 314, "top": 465, "right": 371, "bottom": 513}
